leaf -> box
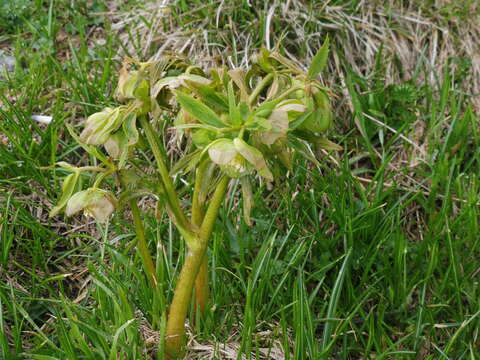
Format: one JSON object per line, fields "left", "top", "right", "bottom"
{"left": 208, "top": 139, "right": 237, "bottom": 165}
{"left": 49, "top": 171, "right": 80, "bottom": 217}
{"left": 169, "top": 149, "right": 202, "bottom": 175}
{"left": 308, "top": 35, "right": 329, "bottom": 79}
{"left": 241, "top": 177, "right": 253, "bottom": 226}
{"left": 190, "top": 83, "right": 229, "bottom": 112}
{"left": 254, "top": 99, "right": 280, "bottom": 118}
{"left": 268, "top": 52, "right": 303, "bottom": 73}
{"left": 228, "top": 68, "right": 250, "bottom": 102}
{"left": 233, "top": 138, "right": 273, "bottom": 181}
{"left": 175, "top": 91, "right": 225, "bottom": 128}
{"left": 192, "top": 129, "right": 217, "bottom": 148}
{"left": 315, "top": 137, "right": 343, "bottom": 151}
{"left": 228, "top": 81, "right": 242, "bottom": 125}
{"left": 289, "top": 110, "right": 314, "bottom": 130}
{"left": 66, "top": 124, "right": 114, "bottom": 170}
{"left": 246, "top": 117, "right": 272, "bottom": 131}
{"left": 122, "top": 112, "right": 139, "bottom": 146}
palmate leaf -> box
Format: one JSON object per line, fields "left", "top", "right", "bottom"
{"left": 175, "top": 91, "right": 226, "bottom": 128}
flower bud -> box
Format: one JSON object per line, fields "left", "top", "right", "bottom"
{"left": 116, "top": 69, "right": 150, "bottom": 102}
{"left": 80, "top": 107, "right": 124, "bottom": 145}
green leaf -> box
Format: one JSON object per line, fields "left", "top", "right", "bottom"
{"left": 315, "top": 137, "right": 343, "bottom": 151}
{"left": 192, "top": 129, "right": 217, "bottom": 148}
{"left": 169, "top": 149, "right": 202, "bottom": 175}
{"left": 246, "top": 117, "right": 272, "bottom": 131}
{"left": 289, "top": 110, "right": 313, "bottom": 130}
{"left": 175, "top": 91, "right": 226, "bottom": 128}
{"left": 233, "top": 138, "right": 273, "bottom": 181}
{"left": 122, "top": 112, "right": 138, "bottom": 146}
{"left": 228, "top": 81, "right": 242, "bottom": 125}
{"left": 189, "top": 83, "right": 228, "bottom": 112}
{"left": 308, "top": 35, "right": 329, "bottom": 79}
{"left": 228, "top": 68, "right": 250, "bottom": 102}
{"left": 49, "top": 171, "right": 80, "bottom": 217}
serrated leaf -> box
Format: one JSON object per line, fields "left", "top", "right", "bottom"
{"left": 308, "top": 35, "right": 329, "bottom": 79}
{"left": 49, "top": 171, "right": 80, "bottom": 217}
{"left": 233, "top": 138, "right": 273, "bottom": 181}
{"left": 175, "top": 91, "right": 225, "bottom": 128}
{"left": 190, "top": 83, "right": 229, "bottom": 112}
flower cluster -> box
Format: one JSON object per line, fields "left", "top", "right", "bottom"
{"left": 50, "top": 40, "right": 338, "bottom": 224}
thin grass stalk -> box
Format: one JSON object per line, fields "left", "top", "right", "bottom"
{"left": 130, "top": 200, "right": 158, "bottom": 289}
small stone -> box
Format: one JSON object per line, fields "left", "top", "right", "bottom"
{"left": 0, "top": 51, "right": 15, "bottom": 76}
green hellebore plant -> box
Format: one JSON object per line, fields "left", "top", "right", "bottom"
{"left": 48, "top": 36, "right": 339, "bottom": 359}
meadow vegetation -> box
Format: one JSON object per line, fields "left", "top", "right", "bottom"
{"left": 0, "top": 1, "right": 479, "bottom": 359}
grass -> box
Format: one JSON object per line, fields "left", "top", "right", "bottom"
{"left": 0, "top": 0, "right": 479, "bottom": 359}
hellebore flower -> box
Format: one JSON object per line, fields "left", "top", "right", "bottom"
{"left": 65, "top": 188, "right": 117, "bottom": 222}
{"left": 79, "top": 107, "right": 124, "bottom": 146}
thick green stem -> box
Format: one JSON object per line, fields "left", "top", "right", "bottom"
{"left": 130, "top": 200, "right": 157, "bottom": 289}
{"left": 191, "top": 161, "right": 208, "bottom": 228}
{"left": 191, "top": 162, "right": 210, "bottom": 313}
{"left": 165, "top": 176, "right": 229, "bottom": 359}
{"left": 194, "top": 255, "right": 209, "bottom": 313}
{"left": 139, "top": 116, "right": 191, "bottom": 232}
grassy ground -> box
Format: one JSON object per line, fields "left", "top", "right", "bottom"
{"left": 0, "top": 0, "right": 479, "bottom": 359}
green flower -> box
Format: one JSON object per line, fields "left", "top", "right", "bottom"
{"left": 79, "top": 107, "right": 124, "bottom": 145}
{"left": 65, "top": 188, "right": 117, "bottom": 222}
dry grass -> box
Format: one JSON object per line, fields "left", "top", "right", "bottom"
{"left": 106, "top": 0, "right": 480, "bottom": 104}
